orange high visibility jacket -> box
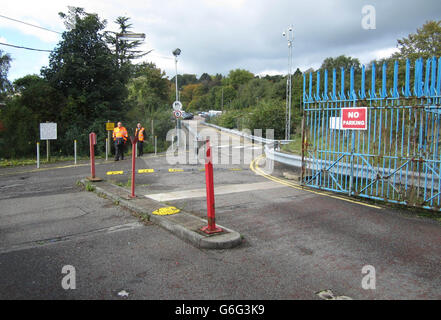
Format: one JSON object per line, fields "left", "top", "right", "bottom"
{"left": 113, "top": 126, "right": 128, "bottom": 141}
{"left": 135, "top": 127, "right": 145, "bottom": 142}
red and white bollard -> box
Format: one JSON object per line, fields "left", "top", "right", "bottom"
{"left": 88, "top": 132, "right": 102, "bottom": 181}
{"left": 200, "top": 139, "right": 222, "bottom": 234}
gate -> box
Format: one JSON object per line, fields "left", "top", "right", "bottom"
{"left": 301, "top": 56, "right": 441, "bottom": 211}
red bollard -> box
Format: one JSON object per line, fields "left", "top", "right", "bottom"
{"left": 129, "top": 136, "right": 138, "bottom": 198}
{"left": 200, "top": 139, "right": 222, "bottom": 234}
{"left": 87, "top": 132, "right": 102, "bottom": 182}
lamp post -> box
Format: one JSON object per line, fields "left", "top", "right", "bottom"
{"left": 282, "top": 26, "right": 294, "bottom": 141}
{"left": 173, "top": 48, "right": 182, "bottom": 147}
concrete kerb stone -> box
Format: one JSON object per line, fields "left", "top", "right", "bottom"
{"left": 79, "top": 179, "right": 242, "bottom": 249}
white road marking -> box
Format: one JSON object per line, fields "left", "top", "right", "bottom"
{"left": 145, "top": 181, "right": 286, "bottom": 202}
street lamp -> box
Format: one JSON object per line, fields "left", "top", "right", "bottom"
{"left": 282, "top": 26, "right": 294, "bottom": 141}
{"left": 173, "top": 48, "right": 182, "bottom": 146}
{"left": 173, "top": 48, "right": 181, "bottom": 101}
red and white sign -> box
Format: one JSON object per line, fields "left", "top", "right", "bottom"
{"left": 173, "top": 110, "right": 182, "bottom": 118}
{"left": 341, "top": 107, "right": 367, "bottom": 130}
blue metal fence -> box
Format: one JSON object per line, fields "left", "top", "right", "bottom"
{"left": 301, "top": 56, "right": 441, "bottom": 211}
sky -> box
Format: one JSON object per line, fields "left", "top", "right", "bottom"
{"left": 0, "top": 0, "right": 440, "bottom": 82}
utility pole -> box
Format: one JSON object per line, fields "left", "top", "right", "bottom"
{"left": 282, "top": 26, "right": 294, "bottom": 141}
{"left": 173, "top": 48, "right": 182, "bottom": 147}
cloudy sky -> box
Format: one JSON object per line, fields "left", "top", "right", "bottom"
{"left": 1, "top": 0, "right": 440, "bottom": 81}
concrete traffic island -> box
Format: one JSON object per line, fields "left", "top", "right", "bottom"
{"left": 79, "top": 179, "right": 242, "bottom": 249}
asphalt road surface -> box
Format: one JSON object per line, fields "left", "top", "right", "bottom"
{"left": 0, "top": 121, "right": 440, "bottom": 300}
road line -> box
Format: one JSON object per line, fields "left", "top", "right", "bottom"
{"left": 250, "top": 155, "right": 382, "bottom": 210}
{"left": 145, "top": 181, "right": 285, "bottom": 202}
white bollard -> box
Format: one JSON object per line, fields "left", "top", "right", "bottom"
{"left": 74, "top": 140, "right": 77, "bottom": 165}
{"left": 36, "top": 142, "right": 40, "bottom": 168}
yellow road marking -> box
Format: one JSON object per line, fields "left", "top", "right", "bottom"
{"left": 152, "top": 206, "right": 180, "bottom": 216}
{"left": 250, "top": 155, "right": 382, "bottom": 210}
{"left": 106, "top": 171, "right": 124, "bottom": 175}
{"left": 168, "top": 168, "right": 184, "bottom": 172}
{"left": 138, "top": 169, "right": 155, "bottom": 173}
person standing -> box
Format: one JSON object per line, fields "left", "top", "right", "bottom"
{"left": 113, "top": 122, "right": 128, "bottom": 161}
{"left": 135, "top": 123, "right": 146, "bottom": 157}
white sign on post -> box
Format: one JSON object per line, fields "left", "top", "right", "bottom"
{"left": 40, "top": 123, "right": 57, "bottom": 140}
{"left": 172, "top": 101, "right": 183, "bottom": 111}
{"left": 329, "top": 117, "right": 344, "bottom": 130}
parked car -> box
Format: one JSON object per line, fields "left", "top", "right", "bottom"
{"left": 181, "top": 111, "right": 194, "bottom": 120}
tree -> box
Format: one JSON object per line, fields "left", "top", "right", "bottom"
{"left": 41, "top": 7, "right": 128, "bottom": 124}
{"left": 224, "top": 69, "right": 254, "bottom": 89}
{"left": 104, "top": 16, "right": 147, "bottom": 69}
{"left": 320, "top": 55, "right": 361, "bottom": 73}
{"left": 127, "top": 62, "right": 170, "bottom": 121}
{"left": 393, "top": 20, "right": 441, "bottom": 61}
{"left": 0, "top": 50, "right": 12, "bottom": 101}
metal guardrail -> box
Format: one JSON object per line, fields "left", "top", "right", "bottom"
{"left": 264, "top": 144, "right": 302, "bottom": 167}
{"left": 202, "top": 122, "right": 293, "bottom": 145}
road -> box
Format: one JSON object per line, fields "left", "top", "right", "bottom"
{"left": 0, "top": 120, "right": 440, "bottom": 300}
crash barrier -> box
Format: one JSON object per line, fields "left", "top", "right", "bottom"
{"left": 302, "top": 56, "right": 441, "bottom": 211}
{"left": 201, "top": 122, "right": 292, "bottom": 146}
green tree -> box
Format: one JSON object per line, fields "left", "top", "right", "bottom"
{"left": 393, "top": 20, "right": 441, "bottom": 61}
{"left": 104, "top": 16, "right": 147, "bottom": 69}
{"left": 42, "top": 7, "right": 128, "bottom": 125}
{"left": 127, "top": 62, "right": 170, "bottom": 123}
{"left": 224, "top": 69, "right": 254, "bottom": 89}
{"left": 0, "top": 49, "right": 12, "bottom": 101}
{"left": 320, "top": 55, "right": 361, "bottom": 73}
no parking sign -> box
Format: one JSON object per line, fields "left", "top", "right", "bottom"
{"left": 341, "top": 107, "right": 367, "bottom": 130}
{"left": 173, "top": 110, "right": 182, "bottom": 118}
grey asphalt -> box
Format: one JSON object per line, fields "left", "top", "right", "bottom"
{"left": 0, "top": 123, "right": 440, "bottom": 299}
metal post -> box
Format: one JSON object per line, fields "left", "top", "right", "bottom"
{"left": 151, "top": 119, "right": 154, "bottom": 143}
{"left": 283, "top": 26, "right": 294, "bottom": 141}
{"left": 155, "top": 136, "right": 157, "bottom": 155}
{"left": 46, "top": 139, "right": 49, "bottom": 162}
{"left": 87, "top": 132, "right": 101, "bottom": 182}
{"left": 105, "top": 138, "right": 108, "bottom": 161}
{"left": 107, "top": 120, "right": 111, "bottom": 160}
{"left": 200, "top": 139, "right": 222, "bottom": 234}
{"left": 89, "top": 133, "right": 96, "bottom": 179}
{"left": 36, "top": 142, "right": 40, "bottom": 169}
{"left": 129, "top": 140, "right": 136, "bottom": 198}
{"left": 74, "top": 140, "right": 77, "bottom": 165}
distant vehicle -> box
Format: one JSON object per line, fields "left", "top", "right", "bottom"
{"left": 181, "top": 111, "right": 194, "bottom": 120}
{"left": 208, "top": 110, "right": 222, "bottom": 117}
